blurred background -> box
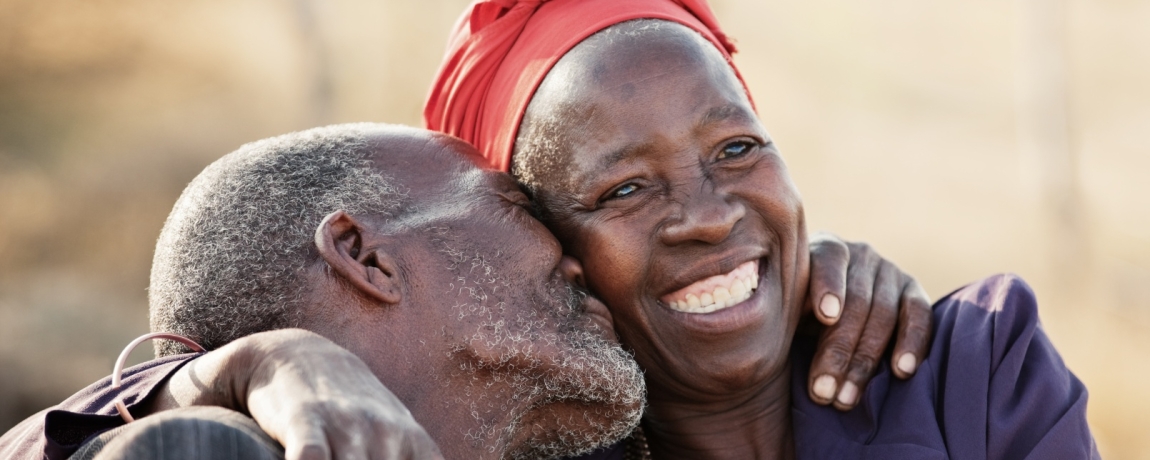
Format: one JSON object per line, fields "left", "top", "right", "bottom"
{"left": 0, "top": 0, "right": 1146, "bottom": 456}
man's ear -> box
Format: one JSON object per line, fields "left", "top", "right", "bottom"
{"left": 315, "top": 210, "right": 402, "bottom": 305}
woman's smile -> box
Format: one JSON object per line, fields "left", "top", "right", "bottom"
{"left": 661, "top": 259, "right": 759, "bottom": 314}
{"left": 651, "top": 253, "right": 783, "bottom": 338}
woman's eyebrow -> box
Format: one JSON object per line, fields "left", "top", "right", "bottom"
{"left": 597, "top": 144, "right": 642, "bottom": 172}
{"left": 698, "top": 104, "right": 754, "bottom": 129}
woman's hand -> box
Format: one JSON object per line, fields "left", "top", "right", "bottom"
{"left": 804, "top": 233, "right": 933, "bottom": 411}
{"left": 148, "top": 329, "right": 444, "bottom": 460}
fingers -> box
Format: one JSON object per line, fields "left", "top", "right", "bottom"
{"left": 283, "top": 417, "right": 332, "bottom": 460}
{"left": 284, "top": 414, "right": 439, "bottom": 460}
{"left": 388, "top": 429, "right": 444, "bottom": 460}
{"left": 890, "top": 277, "right": 932, "bottom": 380}
{"left": 363, "top": 418, "right": 443, "bottom": 460}
{"left": 807, "top": 233, "right": 849, "bottom": 325}
{"left": 834, "top": 260, "right": 901, "bottom": 410}
{"left": 805, "top": 237, "right": 935, "bottom": 412}
{"left": 329, "top": 425, "right": 371, "bottom": 460}
{"left": 806, "top": 241, "right": 878, "bottom": 408}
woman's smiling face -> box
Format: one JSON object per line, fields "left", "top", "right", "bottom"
{"left": 515, "top": 20, "right": 810, "bottom": 399}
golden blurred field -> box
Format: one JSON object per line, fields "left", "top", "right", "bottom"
{"left": 1, "top": 0, "right": 1147, "bottom": 457}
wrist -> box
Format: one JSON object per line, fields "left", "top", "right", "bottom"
{"left": 225, "top": 329, "right": 342, "bottom": 408}
{"left": 145, "top": 329, "right": 336, "bottom": 416}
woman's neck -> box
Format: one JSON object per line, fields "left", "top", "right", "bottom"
{"left": 640, "top": 364, "right": 794, "bottom": 460}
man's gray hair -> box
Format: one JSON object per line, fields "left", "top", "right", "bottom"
{"left": 149, "top": 123, "right": 406, "bottom": 356}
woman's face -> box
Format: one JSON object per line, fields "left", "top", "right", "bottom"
{"left": 516, "top": 22, "right": 810, "bottom": 399}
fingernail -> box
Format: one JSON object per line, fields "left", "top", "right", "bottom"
{"left": 820, "top": 294, "right": 841, "bottom": 319}
{"left": 837, "top": 381, "right": 859, "bottom": 406}
{"left": 897, "top": 353, "right": 918, "bottom": 375}
{"left": 813, "top": 375, "right": 837, "bottom": 401}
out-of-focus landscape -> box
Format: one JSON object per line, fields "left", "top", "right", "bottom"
{"left": 0, "top": 0, "right": 1146, "bottom": 456}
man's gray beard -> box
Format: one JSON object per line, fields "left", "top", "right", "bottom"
{"left": 437, "top": 241, "right": 646, "bottom": 459}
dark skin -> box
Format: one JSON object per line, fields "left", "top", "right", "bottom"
{"left": 141, "top": 128, "right": 642, "bottom": 460}
{"left": 109, "top": 111, "right": 915, "bottom": 459}
{"left": 517, "top": 29, "right": 932, "bottom": 414}
{"left": 517, "top": 22, "right": 931, "bottom": 458}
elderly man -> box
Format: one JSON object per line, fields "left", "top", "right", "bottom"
{"left": 0, "top": 124, "right": 647, "bottom": 460}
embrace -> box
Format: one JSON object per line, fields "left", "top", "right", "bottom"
{"left": 0, "top": 0, "right": 1097, "bottom": 459}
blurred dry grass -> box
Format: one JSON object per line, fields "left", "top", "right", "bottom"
{"left": 0, "top": 0, "right": 1146, "bottom": 457}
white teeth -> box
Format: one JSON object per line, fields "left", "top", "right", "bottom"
{"left": 731, "top": 280, "right": 747, "bottom": 299}
{"left": 666, "top": 272, "right": 758, "bottom": 314}
{"left": 714, "top": 287, "right": 731, "bottom": 304}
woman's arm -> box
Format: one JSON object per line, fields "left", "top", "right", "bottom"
{"left": 145, "top": 329, "right": 444, "bottom": 460}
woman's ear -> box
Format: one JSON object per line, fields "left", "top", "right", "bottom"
{"left": 315, "top": 210, "right": 402, "bottom": 305}
{"left": 558, "top": 255, "right": 588, "bottom": 289}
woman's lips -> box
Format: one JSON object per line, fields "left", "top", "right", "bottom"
{"left": 659, "top": 260, "right": 759, "bottom": 314}
{"left": 582, "top": 294, "right": 620, "bottom": 342}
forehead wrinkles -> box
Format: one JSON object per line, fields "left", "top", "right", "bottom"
{"left": 385, "top": 167, "right": 487, "bottom": 229}
{"left": 514, "top": 20, "right": 738, "bottom": 197}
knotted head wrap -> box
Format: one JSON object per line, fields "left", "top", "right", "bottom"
{"left": 423, "top": 0, "right": 750, "bottom": 172}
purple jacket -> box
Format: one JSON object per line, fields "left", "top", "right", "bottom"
{"left": 574, "top": 275, "right": 1099, "bottom": 459}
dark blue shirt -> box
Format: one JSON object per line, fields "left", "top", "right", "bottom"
{"left": 573, "top": 275, "right": 1099, "bottom": 459}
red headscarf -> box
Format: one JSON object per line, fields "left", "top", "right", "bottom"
{"left": 423, "top": 0, "right": 749, "bottom": 172}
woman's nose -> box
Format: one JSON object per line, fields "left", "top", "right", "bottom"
{"left": 659, "top": 191, "right": 745, "bottom": 246}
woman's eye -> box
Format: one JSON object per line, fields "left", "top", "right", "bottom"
{"left": 718, "top": 141, "right": 756, "bottom": 160}
{"left": 610, "top": 183, "right": 639, "bottom": 199}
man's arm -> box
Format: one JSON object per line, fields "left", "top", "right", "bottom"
{"left": 802, "top": 233, "right": 934, "bottom": 411}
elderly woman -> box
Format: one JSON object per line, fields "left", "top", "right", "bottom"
{"left": 424, "top": 0, "right": 1098, "bottom": 458}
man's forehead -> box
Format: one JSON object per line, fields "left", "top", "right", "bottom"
{"left": 361, "top": 129, "right": 485, "bottom": 188}
{"left": 356, "top": 130, "right": 516, "bottom": 222}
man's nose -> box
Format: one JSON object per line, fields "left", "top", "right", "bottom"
{"left": 659, "top": 190, "right": 745, "bottom": 246}
{"left": 557, "top": 255, "right": 588, "bottom": 289}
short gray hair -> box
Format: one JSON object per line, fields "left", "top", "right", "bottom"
{"left": 149, "top": 123, "right": 406, "bottom": 356}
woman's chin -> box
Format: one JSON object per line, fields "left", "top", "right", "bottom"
{"left": 641, "top": 286, "right": 798, "bottom": 393}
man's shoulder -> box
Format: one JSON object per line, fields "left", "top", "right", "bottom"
{"left": 0, "top": 353, "right": 199, "bottom": 460}
{"left": 0, "top": 409, "right": 53, "bottom": 460}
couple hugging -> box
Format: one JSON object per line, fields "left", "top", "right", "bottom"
{"left": 0, "top": 0, "right": 1097, "bottom": 459}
